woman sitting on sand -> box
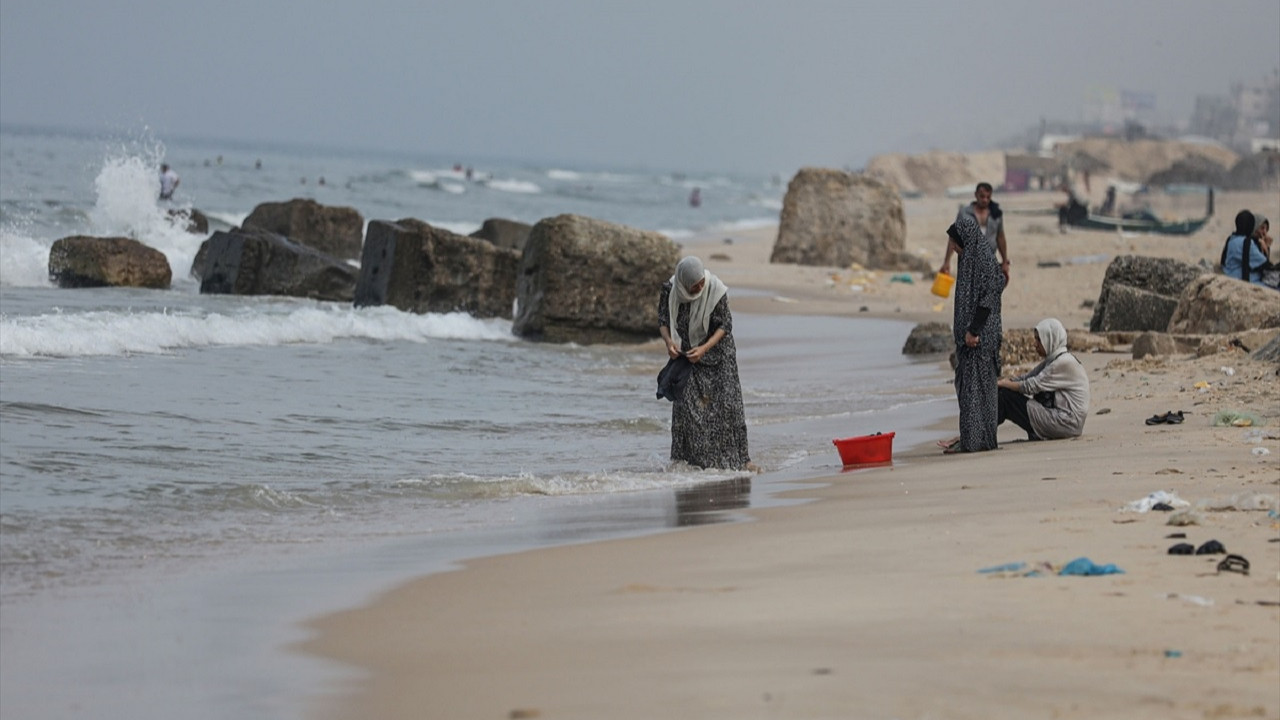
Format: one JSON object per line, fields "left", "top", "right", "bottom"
{"left": 995, "top": 318, "right": 1090, "bottom": 441}
{"left": 1220, "top": 210, "right": 1274, "bottom": 288}
{"left": 944, "top": 217, "right": 1004, "bottom": 454}
{"left": 658, "top": 256, "right": 753, "bottom": 470}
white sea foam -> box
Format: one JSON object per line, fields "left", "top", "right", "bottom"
{"left": 484, "top": 178, "right": 541, "bottom": 194}
{"left": 0, "top": 229, "right": 54, "bottom": 287}
{"left": 0, "top": 305, "right": 514, "bottom": 358}
{"left": 424, "top": 220, "right": 482, "bottom": 236}
{"left": 546, "top": 169, "right": 634, "bottom": 184}
{"left": 203, "top": 210, "right": 248, "bottom": 229}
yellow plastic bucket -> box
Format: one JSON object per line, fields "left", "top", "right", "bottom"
{"left": 930, "top": 271, "right": 954, "bottom": 298}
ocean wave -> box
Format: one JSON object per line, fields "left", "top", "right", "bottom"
{"left": 0, "top": 305, "right": 515, "bottom": 358}
{"left": 546, "top": 168, "right": 637, "bottom": 184}
{"left": 483, "top": 178, "right": 541, "bottom": 194}
{"left": 0, "top": 229, "right": 55, "bottom": 287}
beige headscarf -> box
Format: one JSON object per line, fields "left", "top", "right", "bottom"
{"left": 668, "top": 256, "right": 728, "bottom": 348}
{"left": 1035, "top": 317, "right": 1069, "bottom": 363}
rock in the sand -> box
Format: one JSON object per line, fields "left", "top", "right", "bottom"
{"left": 242, "top": 198, "right": 364, "bottom": 260}
{"left": 48, "top": 235, "right": 172, "bottom": 289}
{"left": 1089, "top": 255, "right": 1205, "bottom": 332}
{"left": 1132, "top": 332, "right": 1186, "bottom": 359}
{"left": 194, "top": 228, "right": 356, "bottom": 301}
{"left": 513, "top": 214, "right": 679, "bottom": 343}
{"left": 770, "top": 168, "right": 929, "bottom": 272}
{"left": 1254, "top": 334, "right": 1280, "bottom": 363}
{"left": 354, "top": 219, "right": 518, "bottom": 318}
{"left": 1167, "top": 274, "right": 1280, "bottom": 334}
{"left": 469, "top": 218, "right": 532, "bottom": 253}
{"left": 1002, "top": 329, "right": 1040, "bottom": 367}
{"left": 901, "top": 322, "right": 951, "bottom": 355}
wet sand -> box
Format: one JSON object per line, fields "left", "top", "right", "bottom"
{"left": 298, "top": 190, "right": 1280, "bottom": 720}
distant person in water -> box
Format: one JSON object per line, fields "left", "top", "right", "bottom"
{"left": 688, "top": 187, "right": 701, "bottom": 208}
{"left": 159, "top": 164, "right": 180, "bottom": 201}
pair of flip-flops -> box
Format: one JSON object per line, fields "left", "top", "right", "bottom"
{"left": 1145, "top": 410, "right": 1185, "bottom": 426}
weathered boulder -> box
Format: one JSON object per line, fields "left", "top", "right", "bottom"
{"left": 242, "top": 198, "right": 364, "bottom": 260}
{"left": 901, "top": 321, "right": 951, "bottom": 355}
{"left": 1255, "top": 333, "right": 1280, "bottom": 363}
{"left": 354, "top": 219, "right": 519, "bottom": 318}
{"left": 168, "top": 208, "right": 209, "bottom": 234}
{"left": 1002, "top": 328, "right": 1039, "bottom": 366}
{"left": 513, "top": 214, "right": 680, "bottom": 343}
{"left": 48, "top": 235, "right": 171, "bottom": 289}
{"left": 1132, "top": 332, "right": 1186, "bottom": 359}
{"left": 470, "top": 218, "right": 532, "bottom": 253}
{"left": 1167, "top": 274, "right": 1280, "bottom": 334}
{"left": 1089, "top": 255, "right": 1204, "bottom": 332}
{"left": 194, "top": 228, "right": 356, "bottom": 301}
{"left": 771, "top": 169, "right": 924, "bottom": 271}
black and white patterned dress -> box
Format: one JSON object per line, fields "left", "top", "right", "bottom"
{"left": 952, "top": 218, "right": 1004, "bottom": 453}
{"left": 658, "top": 282, "right": 750, "bottom": 470}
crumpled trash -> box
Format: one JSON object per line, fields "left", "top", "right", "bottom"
{"left": 1253, "top": 447, "right": 1272, "bottom": 456}
{"left": 1220, "top": 366, "right": 1235, "bottom": 376}
{"left": 889, "top": 273, "right": 914, "bottom": 284}
{"left": 1196, "top": 493, "right": 1279, "bottom": 512}
{"left": 977, "top": 562, "right": 1026, "bottom": 574}
{"left": 1122, "top": 490, "right": 1190, "bottom": 513}
{"left": 1213, "top": 410, "right": 1264, "bottom": 427}
{"left": 1165, "top": 593, "right": 1214, "bottom": 607}
{"left": 1059, "top": 557, "right": 1124, "bottom": 576}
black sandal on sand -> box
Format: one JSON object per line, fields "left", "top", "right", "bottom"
{"left": 1217, "top": 554, "right": 1249, "bottom": 575}
{"left": 1145, "top": 411, "right": 1185, "bottom": 426}
{"left": 936, "top": 437, "right": 960, "bottom": 450}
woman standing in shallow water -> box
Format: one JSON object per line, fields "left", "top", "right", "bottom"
{"left": 947, "top": 215, "right": 1005, "bottom": 453}
{"left": 658, "top": 256, "right": 753, "bottom": 470}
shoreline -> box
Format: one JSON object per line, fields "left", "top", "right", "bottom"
{"left": 296, "top": 193, "right": 1279, "bottom": 719}
{"left": 298, "top": 345, "right": 1279, "bottom": 720}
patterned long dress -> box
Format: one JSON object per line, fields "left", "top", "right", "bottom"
{"left": 952, "top": 224, "right": 1005, "bottom": 453}
{"left": 658, "top": 282, "right": 751, "bottom": 470}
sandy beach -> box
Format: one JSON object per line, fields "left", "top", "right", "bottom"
{"left": 298, "top": 190, "right": 1280, "bottom": 720}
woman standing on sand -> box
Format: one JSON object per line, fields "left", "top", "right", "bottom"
{"left": 946, "top": 216, "right": 1004, "bottom": 453}
{"left": 658, "top": 256, "right": 753, "bottom": 470}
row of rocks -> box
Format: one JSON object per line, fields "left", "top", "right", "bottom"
{"left": 1090, "top": 255, "right": 1280, "bottom": 335}
{"left": 46, "top": 169, "right": 935, "bottom": 344}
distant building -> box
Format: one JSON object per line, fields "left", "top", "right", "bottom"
{"left": 1082, "top": 86, "right": 1158, "bottom": 134}
{"left": 1188, "top": 69, "right": 1279, "bottom": 152}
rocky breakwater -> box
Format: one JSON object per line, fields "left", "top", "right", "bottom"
{"left": 770, "top": 168, "right": 931, "bottom": 273}
{"left": 354, "top": 219, "right": 519, "bottom": 318}
{"left": 513, "top": 214, "right": 680, "bottom": 344}
{"left": 242, "top": 198, "right": 364, "bottom": 261}
{"left": 192, "top": 228, "right": 357, "bottom": 302}
{"left": 48, "top": 235, "right": 172, "bottom": 289}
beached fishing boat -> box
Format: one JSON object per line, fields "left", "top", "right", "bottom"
{"left": 1067, "top": 186, "right": 1214, "bottom": 236}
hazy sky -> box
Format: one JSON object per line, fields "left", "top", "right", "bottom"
{"left": 2, "top": 0, "right": 1277, "bottom": 174}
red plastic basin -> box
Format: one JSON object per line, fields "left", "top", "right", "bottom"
{"left": 832, "top": 432, "right": 895, "bottom": 466}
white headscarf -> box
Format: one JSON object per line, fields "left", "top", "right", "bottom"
{"left": 668, "top": 256, "right": 728, "bottom": 348}
{"left": 1035, "top": 317, "right": 1069, "bottom": 364}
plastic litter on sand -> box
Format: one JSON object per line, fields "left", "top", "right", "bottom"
{"left": 1122, "top": 490, "right": 1190, "bottom": 513}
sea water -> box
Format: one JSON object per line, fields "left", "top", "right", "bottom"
{"left": 0, "top": 125, "right": 951, "bottom": 719}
